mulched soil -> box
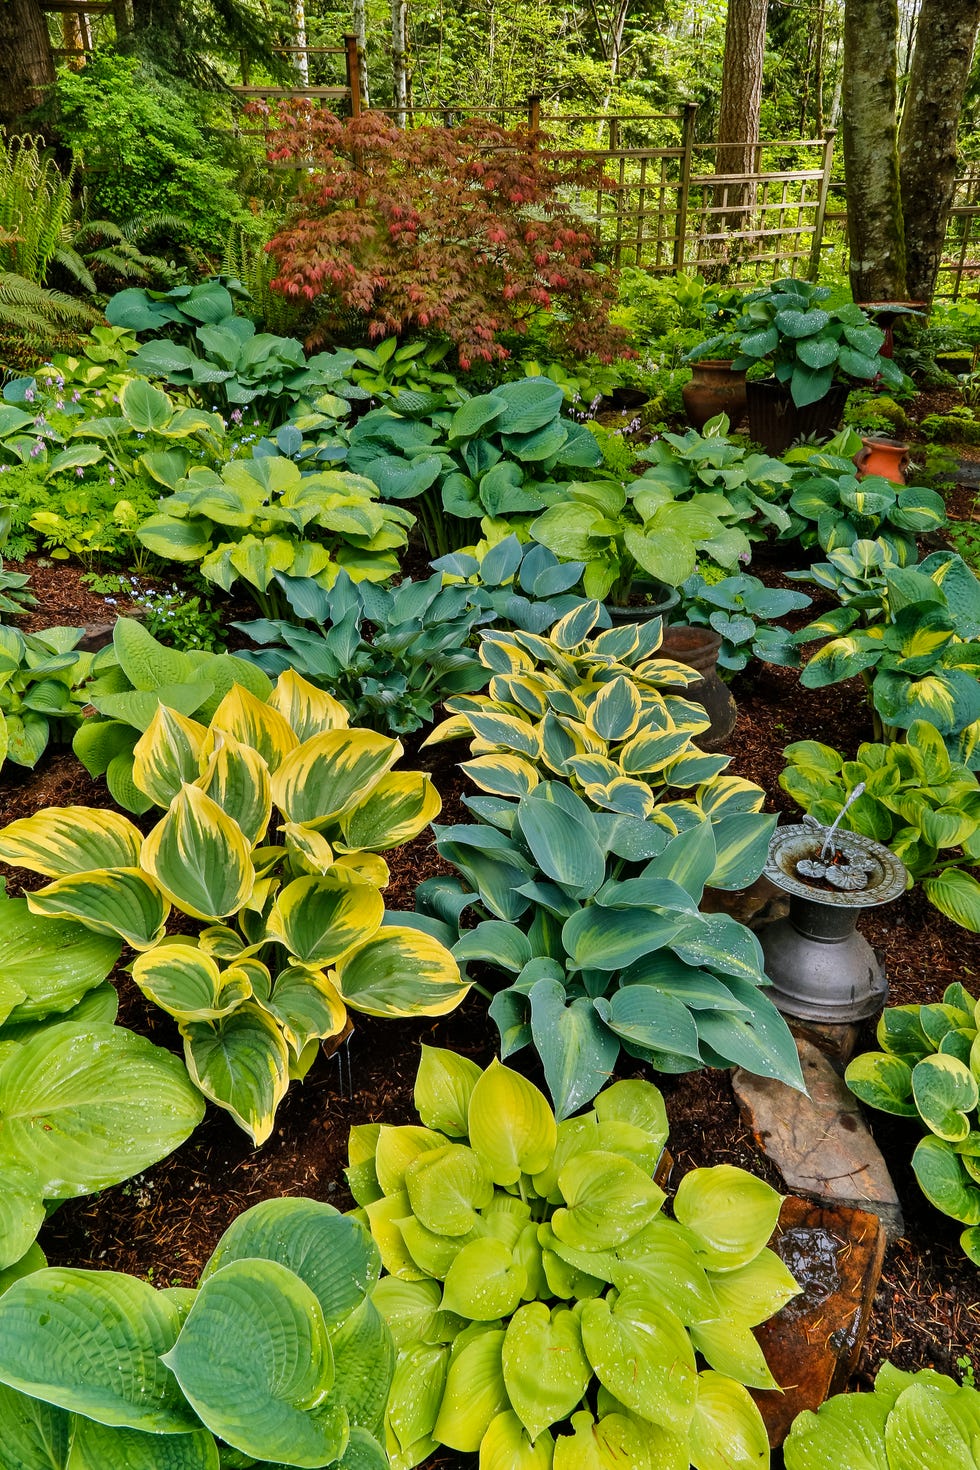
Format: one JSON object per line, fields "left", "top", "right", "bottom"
{"left": 3, "top": 391, "right": 980, "bottom": 1460}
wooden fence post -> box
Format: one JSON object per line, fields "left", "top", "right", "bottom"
{"left": 808, "top": 127, "right": 837, "bottom": 280}
{"left": 527, "top": 94, "right": 541, "bottom": 134}
{"left": 674, "top": 102, "right": 698, "bottom": 270}
{"left": 344, "top": 33, "right": 362, "bottom": 117}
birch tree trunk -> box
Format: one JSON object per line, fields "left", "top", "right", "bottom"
{"left": 291, "top": 0, "right": 308, "bottom": 85}
{"left": 842, "top": 0, "right": 906, "bottom": 301}
{"left": 714, "top": 0, "right": 768, "bottom": 237}
{"left": 353, "top": 0, "right": 370, "bottom": 107}
{"left": 391, "top": 0, "right": 408, "bottom": 127}
{"left": 0, "top": 0, "right": 55, "bottom": 127}
{"left": 899, "top": 0, "right": 980, "bottom": 304}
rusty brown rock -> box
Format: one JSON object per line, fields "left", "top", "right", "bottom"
{"left": 753, "top": 1195, "right": 886, "bottom": 1447}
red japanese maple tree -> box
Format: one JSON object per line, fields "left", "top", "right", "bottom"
{"left": 257, "top": 108, "right": 629, "bottom": 367}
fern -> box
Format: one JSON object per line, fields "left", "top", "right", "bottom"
{"left": 221, "top": 222, "right": 302, "bottom": 336}
{"left": 0, "top": 136, "right": 77, "bottom": 285}
{"left": 0, "top": 269, "right": 99, "bottom": 370}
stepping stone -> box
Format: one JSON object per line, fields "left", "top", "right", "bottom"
{"left": 733, "top": 1038, "right": 904, "bottom": 1241}
{"left": 787, "top": 1017, "right": 862, "bottom": 1072}
{"left": 752, "top": 1195, "right": 886, "bottom": 1448}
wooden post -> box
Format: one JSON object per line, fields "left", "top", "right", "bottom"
{"left": 674, "top": 101, "right": 698, "bottom": 269}
{"left": 808, "top": 126, "right": 837, "bottom": 280}
{"left": 344, "top": 33, "right": 362, "bottom": 117}
{"left": 527, "top": 93, "right": 541, "bottom": 134}
{"left": 240, "top": 48, "right": 250, "bottom": 86}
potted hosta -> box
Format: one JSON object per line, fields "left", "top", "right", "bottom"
{"left": 703, "top": 279, "right": 906, "bottom": 455}
{"left": 682, "top": 284, "right": 750, "bottom": 429}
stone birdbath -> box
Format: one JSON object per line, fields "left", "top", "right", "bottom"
{"left": 759, "top": 787, "right": 908, "bottom": 1023}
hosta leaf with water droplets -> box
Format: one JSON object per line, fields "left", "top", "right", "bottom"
{"left": 141, "top": 786, "right": 254, "bottom": 922}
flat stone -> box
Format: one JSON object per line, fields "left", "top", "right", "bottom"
{"left": 77, "top": 622, "right": 116, "bottom": 652}
{"left": 788, "top": 1017, "right": 862, "bottom": 1071}
{"left": 752, "top": 1195, "right": 886, "bottom": 1448}
{"left": 733, "top": 1038, "right": 904, "bottom": 1241}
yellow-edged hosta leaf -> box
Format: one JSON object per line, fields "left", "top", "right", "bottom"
{"left": 181, "top": 1003, "right": 291, "bottom": 1146}
{"left": 478, "top": 634, "right": 536, "bottom": 675}
{"left": 271, "top": 729, "right": 402, "bottom": 828}
{"left": 266, "top": 669, "right": 350, "bottom": 742}
{"left": 258, "top": 964, "right": 348, "bottom": 1056}
{"left": 331, "top": 851, "right": 390, "bottom": 887}
{"left": 194, "top": 732, "right": 272, "bottom": 847}
{"left": 333, "top": 926, "right": 468, "bottom": 1018}
{"left": 340, "top": 772, "right": 441, "bottom": 851}
{"left": 27, "top": 868, "right": 169, "bottom": 950}
{"left": 467, "top": 712, "right": 542, "bottom": 760}
{"left": 637, "top": 656, "right": 700, "bottom": 687}
{"left": 420, "top": 713, "right": 475, "bottom": 747}
{"left": 282, "top": 822, "right": 335, "bottom": 875}
{"left": 586, "top": 676, "right": 643, "bottom": 743}
{"left": 142, "top": 785, "right": 255, "bottom": 922}
{"left": 461, "top": 754, "right": 540, "bottom": 800}
{"left": 206, "top": 685, "right": 299, "bottom": 771}
{"left": 131, "top": 705, "right": 209, "bottom": 809}
{"left": 267, "top": 874, "right": 385, "bottom": 967}
{"left": 0, "top": 807, "right": 144, "bottom": 877}
{"left": 132, "top": 942, "right": 253, "bottom": 1021}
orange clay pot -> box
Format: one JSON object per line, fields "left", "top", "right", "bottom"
{"left": 854, "top": 436, "right": 910, "bottom": 485}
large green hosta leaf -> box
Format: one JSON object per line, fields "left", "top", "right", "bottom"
{"left": 672, "top": 1165, "right": 782, "bottom": 1272}
{"left": 0, "top": 1269, "right": 196, "bottom": 1431}
{"left": 502, "top": 1303, "right": 591, "bottom": 1440}
{"left": 67, "top": 1419, "right": 219, "bottom": 1469}
{"left": 688, "top": 1371, "right": 771, "bottom": 1470}
{"left": 0, "top": 898, "right": 120, "bottom": 1028}
{"left": 0, "top": 1379, "right": 72, "bottom": 1470}
{"left": 162, "top": 1259, "right": 348, "bottom": 1467}
{"left": 579, "top": 1285, "right": 697, "bottom": 1428}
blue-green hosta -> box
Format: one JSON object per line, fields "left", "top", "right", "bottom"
{"left": 796, "top": 551, "right": 980, "bottom": 753}
{"left": 432, "top": 532, "right": 601, "bottom": 635}
{"left": 424, "top": 600, "right": 767, "bottom": 826}
{"left": 845, "top": 981, "right": 980, "bottom": 1266}
{"left": 137, "top": 454, "right": 414, "bottom": 617}
{"left": 784, "top": 1361, "right": 980, "bottom": 1468}
{"left": 677, "top": 570, "right": 810, "bottom": 674}
{"left": 0, "top": 625, "right": 93, "bottom": 772}
{"left": 0, "top": 895, "right": 204, "bottom": 1275}
{"left": 0, "top": 1196, "right": 393, "bottom": 1468}
{"left": 780, "top": 722, "right": 980, "bottom": 932}
{"left": 354, "top": 1048, "right": 798, "bottom": 1469}
{"left": 0, "top": 671, "right": 468, "bottom": 1144}
{"left": 417, "top": 775, "right": 801, "bottom": 1117}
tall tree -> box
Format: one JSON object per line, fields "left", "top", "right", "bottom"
{"left": 899, "top": 0, "right": 980, "bottom": 303}
{"left": 841, "top": 0, "right": 906, "bottom": 301}
{"left": 0, "top": 0, "right": 55, "bottom": 128}
{"left": 391, "top": 0, "right": 408, "bottom": 123}
{"left": 714, "top": 0, "right": 768, "bottom": 234}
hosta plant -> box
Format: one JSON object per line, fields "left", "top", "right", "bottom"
{"left": 0, "top": 505, "right": 35, "bottom": 617}
{"left": 780, "top": 722, "right": 980, "bottom": 932}
{"left": 344, "top": 376, "right": 603, "bottom": 559}
{"left": 784, "top": 1361, "right": 980, "bottom": 1468}
{"left": 0, "top": 894, "right": 204, "bottom": 1274}
{"left": 845, "top": 981, "right": 980, "bottom": 1266}
{"left": 0, "top": 1196, "right": 393, "bottom": 1468}
{"left": 137, "top": 454, "right": 414, "bottom": 615}
{"left": 677, "top": 570, "right": 810, "bottom": 673}
{"left": 796, "top": 551, "right": 980, "bottom": 751}
{"left": 424, "top": 600, "right": 762, "bottom": 823}
{"left": 0, "top": 625, "right": 93, "bottom": 772}
{"left": 432, "top": 532, "right": 600, "bottom": 635}
{"left": 73, "top": 615, "right": 274, "bottom": 814}
{"left": 355, "top": 1048, "right": 798, "bottom": 1468}
{"left": 234, "top": 569, "right": 489, "bottom": 736}
{"left": 0, "top": 670, "right": 468, "bottom": 1144}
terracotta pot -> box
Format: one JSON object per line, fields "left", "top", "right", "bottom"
{"left": 658, "top": 624, "right": 737, "bottom": 753}
{"left": 746, "top": 378, "right": 849, "bottom": 456}
{"left": 682, "top": 359, "right": 748, "bottom": 431}
{"left": 854, "top": 436, "right": 909, "bottom": 484}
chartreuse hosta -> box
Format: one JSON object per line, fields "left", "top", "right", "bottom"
{"left": 845, "top": 981, "right": 980, "bottom": 1266}
{"left": 0, "top": 671, "right": 468, "bottom": 1145}
{"left": 354, "top": 1048, "right": 799, "bottom": 1469}
{"left": 784, "top": 1361, "right": 980, "bottom": 1469}
{"left": 424, "top": 600, "right": 763, "bottom": 825}
{"left": 0, "top": 897, "right": 204, "bottom": 1276}
{"left": 0, "top": 1197, "right": 394, "bottom": 1469}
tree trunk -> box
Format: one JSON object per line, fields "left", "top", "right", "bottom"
{"left": 391, "top": 0, "right": 408, "bottom": 127}
{"left": 842, "top": 0, "right": 906, "bottom": 301}
{"left": 0, "top": 0, "right": 55, "bottom": 128}
{"left": 353, "top": 0, "right": 370, "bottom": 107}
{"left": 899, "top": 0, "right": 980, "bottom": 304}
{"left": 715, "top": 0, "right": 768, "bottom": 237}
{"left": 291, "top": 0, "right": 308, "bottom": 85}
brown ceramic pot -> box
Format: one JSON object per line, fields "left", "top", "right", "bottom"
{"left": 659, "top": 624, "right": 737, "bottom": 753}
{"left": 682, "top": 359, "right": 749, "bottom": 431}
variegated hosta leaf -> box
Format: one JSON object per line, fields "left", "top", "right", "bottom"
{"left": 258, "top": 965, "right": 348, "bottom": 1056}
{"left": 272, "top": 729, "right": 403, "bottom": 828}
{"left": 340, "top": 772, "right": 442, "bottom": 852}
{"left": 193, "top": 731, "right": 272, "bottom": 847}
{"left": 131, "top": 706, "right": 208, "bottom": 810}
{"left": 460, "top": 754, "right": 540, "bottom": 800}
{"left": 206, "top": 684, "right": 299, "bottom": 772}
{"left": 266, "top": 668, "right": 350, "bottom": 742}
{"left": 181, "top": 1003, "right": 291, "bottom": 1146}
{"left": 267, "top": 875, "right": 385, "bottom": 967}
{"left": 27, "top": 869, "right": 170, "bottom": 950}
{"left": 131, "top": 943, "right": 253, "bottom": 1022}
{"left": 142, "top": 786, "right": 255, "bottom": 923}
{"left": 332, "top": 851, "right": 391, "bottom": 887}
{"left": 0, "top": 807, "right": 144, "bottom": 878}
{"left": 282, "top": 821, "right": 336, "bottom": 875}
{"left": 332, "top": 927, "right": 468, "bottom": 1019}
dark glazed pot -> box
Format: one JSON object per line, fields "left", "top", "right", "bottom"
{"left": 682, "top": 359, "right": 748, "bottom": 431}
{"left": 746, "top": 378, "right": 849, "bottom": 456}
{"left": 658, "top": 624, "right": 736, "bottom": 753}
{"left": 607, "top": 579, "right": 680, "bottom": 625}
